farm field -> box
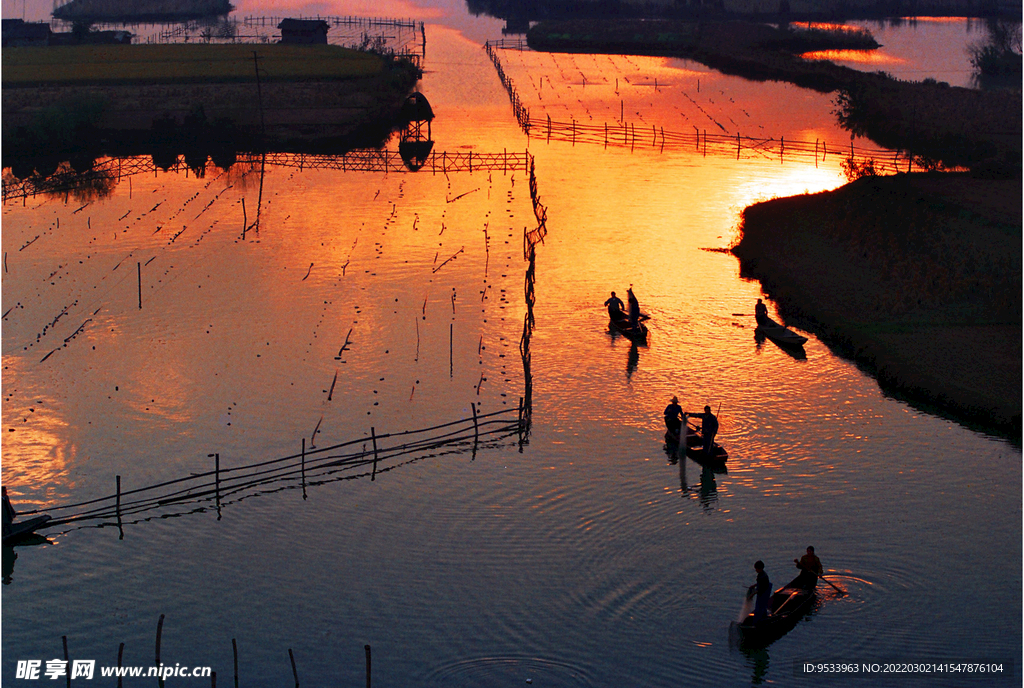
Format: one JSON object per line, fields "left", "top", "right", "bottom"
{"left": 2, "top": 44, "right": 390, "bottom": 85}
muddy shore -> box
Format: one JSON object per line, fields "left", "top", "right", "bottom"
{"left": 733, "top": 173, "right": 1021, "bottom": 438}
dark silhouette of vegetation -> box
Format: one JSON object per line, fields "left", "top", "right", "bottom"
{"left": 968, "top": 19, "right": 1022, "bottom": 79}
{"left": 734, "top": 174, "right": 1022, "bottom": 438}
{"left": 468, "top": 0, "right": 1018, "bottom": 25}
{"left": 53, "top": 0, "right": 232, "bottom": 23}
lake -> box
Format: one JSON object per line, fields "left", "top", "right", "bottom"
{"left": 2, "top": 3, "right": 1020, "bottom": 686}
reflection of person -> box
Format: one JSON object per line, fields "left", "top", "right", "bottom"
{"left": 755, "top": 298, "right": 769, "bottom": 326}
{"left": 794, "top": 546, "right": 823, "bottom": 588}
{"left": 627, "top": 287, "right": 640, "bottom": 328}
{"left": 687, "top": 405, "right": 719, "bottom": 456}
{"left": 751, "top": 560, "right": 771, "bottom": 622}
{"left": 2, "top": 487, "right": 16, "bottom": 538}
{"left": 664, "top": 396, "right": 683, "bottom": 437}
{"left": 604, "top": 292, "right": 625, "bottom": 320}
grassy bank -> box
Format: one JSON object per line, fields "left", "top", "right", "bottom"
{"left": 2, "top": 44, "right": 390, "bottom": 86}
{"left": 527, "top": 19, "right": 1022, "bottom": 172}
{"left": 53, "top": 0, "right": 231, "bottom": 21}
{"left": 733, "top": 173, "right": 1021, "bottom": 437}
{"left": 2, "top": 43, "right": 422, "bottom": 162}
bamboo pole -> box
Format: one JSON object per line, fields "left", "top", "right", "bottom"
{"left": 370, "top": 427, "right": 379, "bottom": 481}
{"left": 155, "top": 614, "right": 165, "bottom": 667}
{"left": 288, "top": 649, "right": 299, "bottom": 688}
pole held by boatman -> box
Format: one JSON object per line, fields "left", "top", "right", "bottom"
{"left": 687, "top": 405, "right": 719, "bottom": 456}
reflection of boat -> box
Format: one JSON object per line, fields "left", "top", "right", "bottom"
{"left": 665, "top": 422, "right": 727, "bottom": 463}
{"left": 609, "top": 314, "right": 648, "bottom": 344}
{"left": 733, "top": 573, "right": 817, "bottom": 646}
{"left": 755, "top": 313, "right": 807, "bottom": 348}
{"left": 2, "top": 515, "right": 52, "bottom": 546}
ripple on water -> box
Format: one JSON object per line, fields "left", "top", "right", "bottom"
{"left": 423, "top": 655, "right": 595, "bottom": 688}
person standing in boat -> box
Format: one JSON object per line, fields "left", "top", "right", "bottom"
{"left": 755, "top": 298, "right": 769, "bottom": 326}
{"left": 664, "top": 396, "right": 683, "bottom": 439}
{"left": 604, "top": 291, "right": 625, "bottom": 321}
{"left": 2, "top": 487, "right": 16, "bottom": 539}
{"left": 626, "top": 287, "right": 641, "bottom": 329}
{"left": 687, "top": 405, "right": 719, "bottom": 456}
{"left": 794, "top": 546, "right": 823, "bottom": 588}
{"left": 751, "top": 560, "right": 772, "bottom": 622}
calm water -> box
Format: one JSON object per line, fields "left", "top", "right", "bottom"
{"left": 2, "top": 3, "right": 1020, "bottom": 687}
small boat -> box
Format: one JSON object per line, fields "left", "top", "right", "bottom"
{"left": 733, "top": 572, "right": 817, "bottom": 645}
{"left": 2, "top": 514, "right": 51, "bottom": 546}
{"left": 755, "top": 313, "right": 807, "bottom": 348}
{"left": 608, "top": 314, "right": 648, "bottom": 344}
{"left": 664, "top": 422, "right": 728, "bottom": 463}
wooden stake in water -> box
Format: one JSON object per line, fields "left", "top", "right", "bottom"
{"left": 117, "top": 643, "right": 125, "bottom": 688}
{"left": 209, "top": 453, "right": 220, "bottom": 516}
{"left": 62, "top": 636, "right": 70, "bottom": 688}
{"left": 232, "top": 638, "right": 239, "bottom": 688}
{"left": 288, "top": 649, "right": 299, "bottom": 688}
{"left": 137, "top": 262, "right": 142, "bottom": 309}
{"left": 301, "top": 438, "right": 307, "bottom": 500}
{"left": 365, "top": 645, "right": 372, "bottom": 688}
{"left": 370, "top": 427, "right": 379, "bottom": 481}
{"left": 471, "top": 402, "right": 479, "bottom": 449}
{"left": 449, "top": 324, "right": 453, "bottom": 378}
{"left": 155, "top": 614, "right": 165, "bottom": 667}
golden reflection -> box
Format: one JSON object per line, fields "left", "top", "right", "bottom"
{"left": 1, "top": 406, "right": 73, "bottom": 507}
{"left": 800, "top": 49, "right": 907, "bottom": 65}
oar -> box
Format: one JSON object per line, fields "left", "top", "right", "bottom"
{"left": 802, "top": 565, "right": 843, "bottom": 593}
{"left": 817, "top": 572, "right": 844, "bottom": 594}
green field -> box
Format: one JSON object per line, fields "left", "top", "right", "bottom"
{"left": 2, "top": 44, "right": 388, "bottom": 85}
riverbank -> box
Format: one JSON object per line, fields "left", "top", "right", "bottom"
{"left": 733, "top": 172, "right": 1021, "bottom": 438}
{"left": 2, "top": 44, "right": 421, "bottom": 167}
{"left": 52, "top": 0, "right": 231, "bottom": 22}
{"left": 526, "top": 19, "right": 1021, "bottom": 172}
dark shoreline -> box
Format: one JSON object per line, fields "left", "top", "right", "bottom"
{"left": 733, "top": 173, "right": 1021, "bottom": 440}
{"left": 2, "top": 45, "right": 422, "bottom": 170}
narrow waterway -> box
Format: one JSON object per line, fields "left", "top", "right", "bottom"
{"left": 2, "top": 4, "right": 1020, "bottom": 686}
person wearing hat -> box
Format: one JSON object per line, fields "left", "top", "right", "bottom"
{"left": 664, "top": 396, "right": 683, "bottom": 438}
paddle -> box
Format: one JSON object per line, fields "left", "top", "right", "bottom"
{"left": 797, "top": 561, "right": 844, "bottom": 594}
{"left": 816, "top": 572, "right": 844, "bottom": 594}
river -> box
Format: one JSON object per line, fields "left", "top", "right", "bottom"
{"left": 1, "top": 2, "right": 1020, "bottom": 686}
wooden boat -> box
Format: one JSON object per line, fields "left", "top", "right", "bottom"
{"left": 608, "top": 314, "right": 648, "bottom": 344}
{"left": 2, "top": 514, "right": 51, "bottom": 546}
{"left": 755, "top": 313, "right": 807, "bottom": 347}
{"left": 734, "top": 572, "right": 817, "bottom": 645}
{"left": 664, "top": 421, "right": 727, "bottom": 463}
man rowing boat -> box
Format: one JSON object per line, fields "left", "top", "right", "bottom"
{"left": 794, "top": 546, "right": 824, "bottom": 588}
{"left": 604, "top": 291, "right": 626, "bottom": 321}
{"left": 664, "top": 396, "right": 683, "bottom": 437}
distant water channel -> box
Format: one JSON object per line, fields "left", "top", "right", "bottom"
{"left": 2, "top": 2, "right": 1020, "bottom": 687}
